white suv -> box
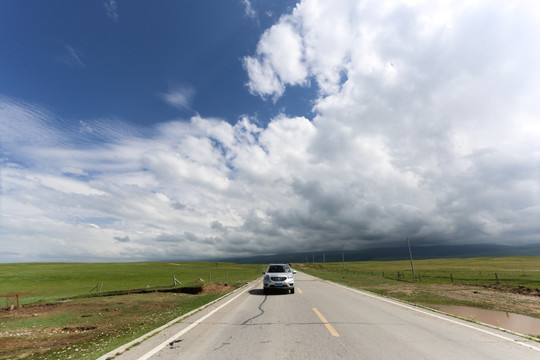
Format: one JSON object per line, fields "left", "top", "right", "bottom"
{"left": 262, "top": 263, "right": 296, "bottom": 294}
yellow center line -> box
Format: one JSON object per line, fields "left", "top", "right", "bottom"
{"left": 312, "top": 308, "right": 340, "bottom": 337}
{"left": 297, "top": 287, "right": 303, "bottom": 294}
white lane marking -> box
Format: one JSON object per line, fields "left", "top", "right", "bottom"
{"left": 137, "top": 281, "right": 257, "bottom": 360}
{"left": 326, "top": 279, "right": 540, "bottom": 352}
{"left": 97, "top": 281, "right": 259, "bottom": 360}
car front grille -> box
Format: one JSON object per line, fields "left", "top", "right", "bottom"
{"left": 271, "top": 276, "right": 287, "bottom": 281}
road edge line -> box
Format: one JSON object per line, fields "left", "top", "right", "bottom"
{"left": 135, "top": 280, "right": 258, "bottom": 360}
{"left": 311, "top": 273, "right": 540, "bottom": 352}
{"left": 97, "top": 279, "right": 259, "bottom": 360}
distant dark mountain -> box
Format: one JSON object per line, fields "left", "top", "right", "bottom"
{"left": 216, "top": 243, "right": 540, "bottom": 264}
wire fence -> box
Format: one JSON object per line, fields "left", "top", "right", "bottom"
{"left": 307, "top": 265, "right": 540, "bottom": 289}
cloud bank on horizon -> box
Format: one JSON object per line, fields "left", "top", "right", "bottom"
{"left": 1, "top": 0, "right": 539, "bottom": 262}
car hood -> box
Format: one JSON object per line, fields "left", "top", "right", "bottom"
{"left": 266, "top": 272, "right": 291, "bottom": 276}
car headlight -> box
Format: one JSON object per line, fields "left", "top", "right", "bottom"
{"left": 264, "top": 275, "right": 270, "bottom": 280}
{"left": 287, "top": 274, "right": 293, "bottom": 279}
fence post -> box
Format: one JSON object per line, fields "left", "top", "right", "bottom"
{"left": 495, "top": 273, "right": 499, "bottom": 284}
{"left": 450, "top": 273, "right": 453, "bottom": 283}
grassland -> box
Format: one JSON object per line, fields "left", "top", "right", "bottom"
{"left": 0, "top": 262, "right": 262, "bottom": 305}
{"left": 2, "top": 258, "right": 540, "bottom": 359}
{"left": 299, "top": 257, "right": 540, "bottom": 319}
{"left": 301, "top": 257, "right": 540, "bottom": 288}
{"left": 0, "top": 262, "right": 262, "bottom": 360}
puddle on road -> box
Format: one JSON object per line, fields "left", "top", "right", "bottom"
{"left": 425, "top": 304, "right": 540, "bottom": 336}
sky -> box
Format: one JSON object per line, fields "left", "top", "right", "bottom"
{"left": 1, "top": 0, "right": 539, "bottom": 263}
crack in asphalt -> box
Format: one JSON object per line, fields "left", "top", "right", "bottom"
{"left": 241, "top": 294, "right": 267, "bottom": 325}
{"left": 213, "top": 340, "right": 231, "bottom": 351}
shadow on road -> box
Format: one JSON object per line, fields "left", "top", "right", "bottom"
{"left": 248, "top": 289, "right": 292, "bottom": 296}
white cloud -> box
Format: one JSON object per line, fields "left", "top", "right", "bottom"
{"left": 257, "top": 22, "right": 307, "bottom": 86}
{"left": 244, "top": 17, "right": 308, "bottom": 99}
{"left": 241, "top": 0, "right": 256, "bottom": 19}
{"left": 160, "top": 85, "right": 195, "bottom": 110}
{"left": 2, "top": 0, "right": 540, "bottom": 262}
{"left": 244, "top": 57, "right": 285, "bottom": 99}
{"left": 57, "top": 45, "right": 86, "bottom": 69}
{"left": 104, "top": 0, "right": 119, "bottom": 23}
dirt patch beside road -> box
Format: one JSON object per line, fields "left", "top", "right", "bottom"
{"left": 368, "top": 282, "right": 540, "bottom": 319}
{"left": 0, "top": 283, "right": 237, "bottom": 360}
{"left": 200, "top": 282, "right": 233, "bottom": 294}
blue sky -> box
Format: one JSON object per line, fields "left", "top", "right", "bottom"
{"left": 1, "top": 0, "right": 307, "bottom": 125}
{"left": 1, "top": 0, "right": 540, "bottom": 263}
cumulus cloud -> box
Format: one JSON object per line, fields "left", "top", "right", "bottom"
{"left": 244, "top": 19, "right": 308, "bottom": 99}
{"left": 1, "top": 0, "right": 540, "bottom": 262}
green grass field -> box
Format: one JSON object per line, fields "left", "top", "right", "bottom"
{"left": 302, "top": 257, "right": 540, "bottom": 288}
{"left": 0, "top": 262, "right": 262, "bottom": 360}
{"left": 1, "top": 258, "right": 539, "bottom": 359}
{"left": 300, "top": 257, "right": 540, "bottom": 324}
{"left": 0, "top": 262, "right": 262, "bottom": 305}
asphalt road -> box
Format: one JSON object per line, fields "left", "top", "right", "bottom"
{"left": 106, "top": 271, "right": 540, "bottom": 360}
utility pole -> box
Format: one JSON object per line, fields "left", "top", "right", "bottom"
{"left": 407, "top": 237, "right": 415, "bottom": 275}
{"left": 342, "top": 252, "right": 345, "bottom": 270}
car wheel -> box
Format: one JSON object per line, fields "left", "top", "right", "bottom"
{"left": 263, "top": 288, "right": 268, "bottom": 295}
{"left": 290, "top": 288, "right": 295, "bottom": 294}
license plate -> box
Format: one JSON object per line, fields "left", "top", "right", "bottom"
{"left": 274, "top": 283, "right": 282, "bottom": 286}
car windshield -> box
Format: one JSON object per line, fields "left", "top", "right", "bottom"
{"left": 268, "top": 265, "right": 288, "bottom": 273}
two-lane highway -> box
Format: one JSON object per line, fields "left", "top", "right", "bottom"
{"left": 107, "top": 271, "right": 540, "bottom": 359}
